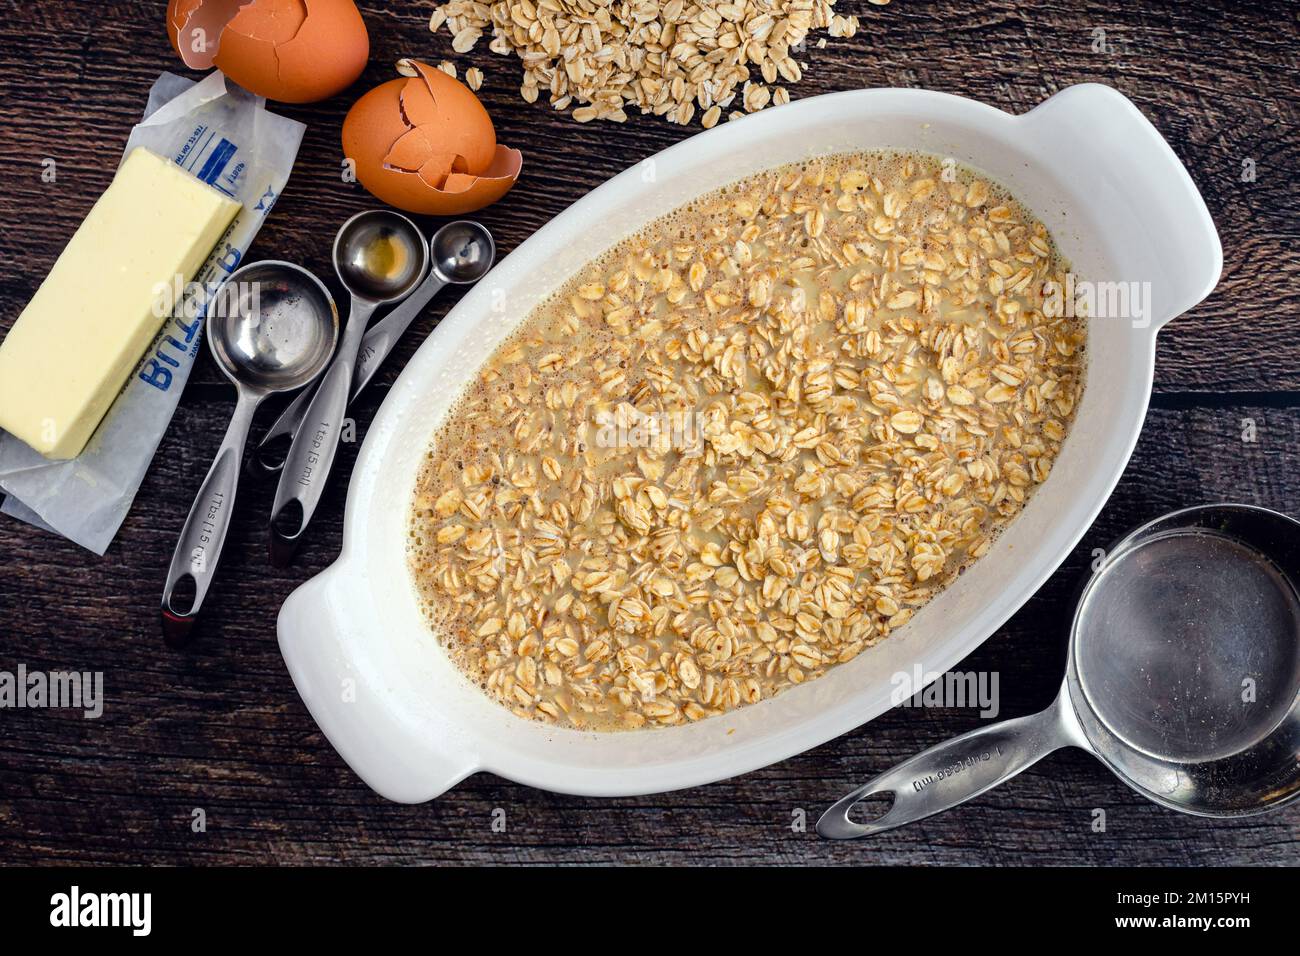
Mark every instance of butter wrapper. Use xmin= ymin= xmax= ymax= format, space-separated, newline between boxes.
xmin=0 ymin=72 xmax=305 ymax=555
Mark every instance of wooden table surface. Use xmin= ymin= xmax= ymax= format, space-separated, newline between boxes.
xmin=1 ymin=0 xmax=1297 ymax=865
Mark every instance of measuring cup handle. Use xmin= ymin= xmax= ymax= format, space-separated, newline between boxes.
xmin=817 ymin=694 xmax=1082 ymax=839
xmin=268 ymin=301 xmax=377 ymax=566
xmin=161 ymin=392 xmax=259 ymax=647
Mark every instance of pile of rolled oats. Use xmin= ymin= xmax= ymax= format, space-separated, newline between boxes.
xmin=428 ymin=0 xmax=883 ymax=127
xmin=408 ymin=152 xmax=1086 ymax=730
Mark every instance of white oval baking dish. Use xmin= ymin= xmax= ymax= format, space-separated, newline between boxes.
xmin=278 ymin=83 xmax=1221 ymax=802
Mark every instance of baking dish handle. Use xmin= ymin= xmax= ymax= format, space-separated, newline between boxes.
xmin=278 ymin=564 xmax=479 ymax=802
xmin=1021 ymin=83 xmax=1223 ymax=330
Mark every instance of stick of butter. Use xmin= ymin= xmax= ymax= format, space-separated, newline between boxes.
xmin=0 ymin=148 xmax=241 ymax=459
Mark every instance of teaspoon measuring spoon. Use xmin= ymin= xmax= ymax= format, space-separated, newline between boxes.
xmin=254 ymin=220 xmax=495 ymax=474
xmin=818 ymin=504 xmax=1300 ymax=837
xmin=268 ymin=210 xmax=429 ymax=566
xmin=161 ymin=262 xmax=338 ymax=647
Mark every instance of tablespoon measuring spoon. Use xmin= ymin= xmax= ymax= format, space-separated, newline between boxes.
xmin=818 ymin=504 xmax=1300 ymax=838
xmin=253 ymin=220 xmax=495 ymax=473
xmin=269 ymin=209 xmax=429 ymax=566
xmin=161 ymin=262 xmax=339 ymax=647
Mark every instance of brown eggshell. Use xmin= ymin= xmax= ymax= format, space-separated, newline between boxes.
xmin=401 ymin=61 xmax=497 ymax=174
xmin=166 ymin=0 xmax=369 ymax=104
xmin=343 ymin=79 xmax=415 ymax=207
xmin=167 ymin=0 xmax=245 ymax=69
xmin=439 ymin=147 xmax=524 ymax=209
xmin=342 ymin=62 xmax=522 ymax=216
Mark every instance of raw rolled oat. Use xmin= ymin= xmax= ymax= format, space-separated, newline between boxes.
xmin=428 ymin=0 xmax=877 ymax=126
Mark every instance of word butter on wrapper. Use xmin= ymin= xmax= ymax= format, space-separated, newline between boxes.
xmin=0 ymin=148 xmax=241 ymax=459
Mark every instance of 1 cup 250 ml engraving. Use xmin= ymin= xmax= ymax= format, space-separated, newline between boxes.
xmin=911 ymin=744 xmax=1004 ymax=793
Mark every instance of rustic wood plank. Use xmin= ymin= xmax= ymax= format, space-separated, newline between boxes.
xmin=0 ymin=0 xmax=1297 ymax=865
xmin=0 ymin=1 xmax=1296 ymax=393
xmin=2 ymin=402 xmax=1297 ymax=865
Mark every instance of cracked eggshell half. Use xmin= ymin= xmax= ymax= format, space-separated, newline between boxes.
xmin=166 ymin=0 xmax=369 ymax=103
xmin=342 ymin=60 xmax=522 ymax=216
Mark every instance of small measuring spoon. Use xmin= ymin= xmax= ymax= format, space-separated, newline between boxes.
xmin=818 ymin=504 xmax=1300 ymax=838
xmin=161 ymin=262 xmax=338 ymax=647
xmin=268 ymin=210 xmax=429 ymax=566
xmin=253 ymin=220 xmax=495 ymax=474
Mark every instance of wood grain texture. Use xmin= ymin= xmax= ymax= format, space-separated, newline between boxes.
xmin=0 ymin=0 xmax=1297 ymax=866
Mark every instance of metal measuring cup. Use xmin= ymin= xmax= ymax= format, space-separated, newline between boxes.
xmin=161 ymin=262 xmax=338 ymax=647
xmin=819 ymin=504 xmax=1300 ymax=838
xmin=268 ymin=210 xmax=429 ymax=566
xmin=252 ymin=220 xmax=495 ymax=474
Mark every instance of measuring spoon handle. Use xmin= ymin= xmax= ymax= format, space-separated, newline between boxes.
xmin=161 ymin=391 xmax=259 ymax=647
xmin=253 ymin=382 xmax=314 ymax=473
xmin=355 ymin=272 xmax=448 ymax=393
xmin=817 ymin=693 xmax=1082 ymax=839
xmin=253 ymin=275 xmax=448 ymax=473
xmin=268 ymin=300 xmax=378 ymax=566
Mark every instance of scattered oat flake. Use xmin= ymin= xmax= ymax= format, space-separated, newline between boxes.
xmin=426 ymin=0 xmax=888 ymax=127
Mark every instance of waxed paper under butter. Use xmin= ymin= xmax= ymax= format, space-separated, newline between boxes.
xmin=0 ymin=72 xmax=305 ymax=555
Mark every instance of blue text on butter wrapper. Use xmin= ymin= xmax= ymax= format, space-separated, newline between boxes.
xmin=139 ymin=241 xmax=243 ymax=392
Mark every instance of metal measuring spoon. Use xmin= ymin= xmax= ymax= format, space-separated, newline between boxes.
xmin=818 ymin=504 xmax=1300 ymax=838
xmin=268 ymin=210 xmax=429 ymax=566
xmin=253 ymin=220 xmax=494 ymax=474
xmin=161 ymin=262 xmax=339 ymax=647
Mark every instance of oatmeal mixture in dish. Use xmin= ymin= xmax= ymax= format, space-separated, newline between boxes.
xmin=408 ymin=151 xmax=1087 ymax=730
